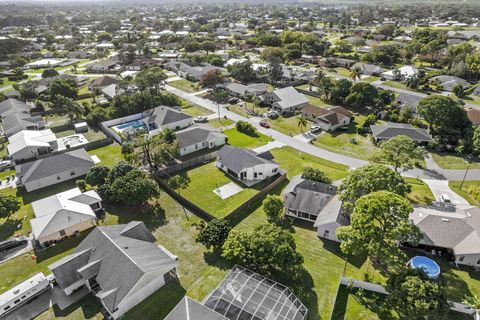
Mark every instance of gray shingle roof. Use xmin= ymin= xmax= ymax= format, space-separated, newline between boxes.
xmin=0 ymin=98 xmax=30 ymax=117
xmin=49 ymin=222 xmax=177 ymax=313
xmin=16 ymin=148 xmax=94 ymax=183
xmin=284 ymin=179 xmax=337 ymax=216
xmin=165 ymin=297 xmax=228 ymax=320
xmin=217 ymin=145 xmax=277 ymax=174
xmin=370 ymin=122 xmax=433 ymax=142
xmin=175 ymin=126 xmax=226 ymax=148
xmin=144 ymin=106 xmax=192 ymax=127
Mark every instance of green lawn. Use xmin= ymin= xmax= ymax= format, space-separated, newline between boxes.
xmin=404 ymin=177 xmax=435 ymax=205
xmin=306 ymin=95 xmax=333 ymax=109
xmin=382 ymin=80 xmax=410 ymax=91
xmin=180 ymin=103 xmax=213 ymax=117
xmin=172 ymin=162 xmax=266 ymax=218
xmin=270 ymin=146 xmax=349 ymax=181
xmin=431 ymin=153 xmax=480 ymax=170
xmin=87 ymin=143 xmax=124 ymax=167
xmin=449 ymin=180 xmax=480 ymax=206
xmin=223 ymin=128 xmax=273 ymax=149
xmin=208 ymin=118 xmax=234 ymax=129
xmin=267 ymin=115 xmax=306 ymax=136
xmin=327 ymin=67 xmax=351 ymax=78
xmin=44 ymin=113 xmax=71 ymax=128
xmin=168 ymin=79 xmax=198 ymax=93
xmin=227 ymin=104 xmax=250 ymax=118
xmin=312 ymin=116 xmax=379 ymax=160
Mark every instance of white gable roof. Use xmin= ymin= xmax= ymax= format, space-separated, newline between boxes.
xmin=30 ymin=187 xmax=100 ymax=239
xmin=7 ymin=129 xmax=56 ymax=155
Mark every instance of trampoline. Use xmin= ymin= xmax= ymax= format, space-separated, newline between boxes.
xmin=408 ymin=256 xmax=441 ymax=279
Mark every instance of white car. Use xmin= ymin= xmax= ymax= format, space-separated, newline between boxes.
xmin=440 ymin=194 xmax=451 ymax=203
xmin=310 ymin=125 xmax=321 ymax=134
xmin=264 ymin=110 xmax=279 ymax=119
xmin=194 ymin=116 xmax=208 ymax=123
xmin=0 ymin=160 xmax=12 ymax=172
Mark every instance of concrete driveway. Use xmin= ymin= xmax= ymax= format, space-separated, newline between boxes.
xmin=4 ymin=288 xmax=52 ymax=320
xmin=422 ymin=179 xmax=469 ymax=205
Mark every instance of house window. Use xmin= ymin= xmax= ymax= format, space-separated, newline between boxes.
xmin=254 ymin=172 xmax=257 ymax=179
xmin=459 ymin=256 xmax=465 ymax=262
xmin=323 ymin=230 xmax=330 ymax=238
xmin=59 ymin=229 xmax=66 ymax=236
xmin=70 ymin=171 xmax=75 ymax=176
xmin=195 ymin=144 xmax=198 ymax=150
xmin=14 ymin=299 xmax=20 ymax=304
xmin=272 ymin=168 xmax=277 ymax=173
xmin=477 ymin=259 xmax=480 ymax=265
xmin=4 ymin=306 xmax=10 ymax=311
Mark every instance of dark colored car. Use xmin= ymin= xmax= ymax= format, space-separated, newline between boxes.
xmin=0 ymin=237 xmax=28 ymax=253
xmin=259 ymin=121 xmax=270 ymax=128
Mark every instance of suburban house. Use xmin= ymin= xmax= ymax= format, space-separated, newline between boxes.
xmin=86 ymin=58 xmax=122 ymax=73
xmin=125 ymin=58 xmax=162 ymax=71
xmin=203 ymin=265 xmax=307 ymax=320
xmin=7 ymin=129 xmax=57 ymax=161
xmin=15 ymin=148 xmax=95 ymax=192
xmin=301 ymin=105 xmax=352 ymax=131
xmin=100 ymin=83 xmax=118 ymax=100
xmin=216 ymin=145 xmax=280 ymax=186
xmin=429 ymin=75 xmax=469 ymax=92
xmin=407 ymin=203 xmax=480 ymax=268
xmin=395 ymin=92 xmax=423 ymax=113
xmin=89 ymin=75 xmax=119 ymax=90
xmin=314 ymin=195 xmax=348 ymax=242
xmin=473 ymin=86 xmax=480 ymax=96
xmin=165 ymin=297 xmax=228 ymax=320
xmin=0 ymin=273 xmax=50 ymax=317
xmin=222 ymin=82 xmax=268 ymax=98
xmin=319 ymin=57 xmax=355 ymax=68
xmin=260 ymin=86 xmax=309 ymax=114
xmin=351 ymin=62 xmax=386 ymax=76
xmin=381 ymin=65 xmax=419 ymax=80
xmin=30 ymin=187 xmax=102 ymax=245
xmin=143 ymin=106 xmax=193 ymax=133
xmin=0 ymin=99 xmax=45 ymax=137
xmin=175 ymin=125 xmax=226 ymax=157
xmin=370 ymin=122 xmax=433 ymax=143
xmin=48 ymin=222 xmax=178 ymax=320
xmin=166 ymin=61 xmax=224 ymax=81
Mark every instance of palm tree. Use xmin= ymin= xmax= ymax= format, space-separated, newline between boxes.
xmin=310 ymin=69 xmax=325 ymax=91
xmin=405 ymin=75 xmax=420 ymax=89
xmin=297 ymin=116 xmax=308 ymax=133
xmin=349 ymin=67 xmax=361 ymax=82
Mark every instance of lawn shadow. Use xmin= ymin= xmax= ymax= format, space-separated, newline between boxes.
xmin=124 ymin=280 xmax=186 ymax=320
xmin=203 ymin=249 xmax=234 ymax=271
xmin=0 ymin=218 xmax=22 ymax=241
xmin=35 ymin=229 xmax=92 ymax=263
xmin=102 ymin=200 xmax=167 ymax=231
xmin=51 ymin=295 xmax=101 ymax=319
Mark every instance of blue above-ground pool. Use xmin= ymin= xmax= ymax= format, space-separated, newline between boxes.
xmin=409 ymin=256 xmax=441 ymax=279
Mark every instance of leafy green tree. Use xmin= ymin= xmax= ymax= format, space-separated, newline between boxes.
xmin=472 ymin=126 xmax=480 ymax=156
xmin=297 ymin=115 xmax=308 ymax=133
xmin=259 ymin=46 xmax=286 ymax=63
xmin=97 ymin=32 xmax=112 ymax=42
xmin=338 ymin=164 xmax=410 ymax=214
xmin=76 ymin=179 xmax=87 ymax=192
xmin=137 ymin=131 xmax=179 ymax=169
xmin=196 ymin=219 xmax=231 ymax=249
xmin=109 ymin=169 xmax=160 ymax=205
xmin=86 ymin=166 xmax=111 ymax=186
xmin=336 ymin=191 xmax=421 ymax=264
xmin=462 ymin=295 xmax=480 ymax=315
xmin=227 ymin=60 xmax=256 ymax=83
xmin=108 ymin=161 xmax=134 ymax=182
xmin=330 ymin=78 xmax=352 ymax=105
xmin=349 ymin=67 xmax=361 ymax=82
xmin=301 ymin=167 xmax=332 ymax=184
xmin=268 ymin=56 xmax=283 ymax=82
xmin=48 ymin=79 xmax=78 ymax=100
xmin=0 ymin=194 xmax=21 ymax=218
xmin=236 ymin=120 xmax=257 ymax=136
xmin=386 ymin=269 xmax=450 ymax=320
xmin=222 ymin=224 xmax=304 ymax=276
xmin=41 ymin=68 xmax=59 ymax=78
xmin=262 ymin=195 xmax=284 ymax=223
xmin=417 ymin=95 xmax=472 ymax=144
xmin=201 ymin=40 xmax=216 ymax=54
xmin=370 ymin=135 xmax=425 ymax=173
xmin=452 ymin=84 xmax=466 ymax=98
xmin=134 ymin=67 xmax=168 ymax=94
xmin=345 ymin=82 xmax=378 ymax=109
xmin=199 ymin=69 xmax=224 ymax=88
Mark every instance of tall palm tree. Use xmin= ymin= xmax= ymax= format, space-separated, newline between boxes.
xmin=297 ymin=116 xmax=308 ymax=133
xmin=350 ymin=67 xmax=361 ymax=82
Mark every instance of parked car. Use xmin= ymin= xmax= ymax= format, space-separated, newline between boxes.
xmin=310 ymin=125 xmax=321 ymax=134
xmin=228 ymin=97 xmax=239 ymax=104
xmin=264 ymin=110 xmax=279 ymax=119
xmin=259 ymin=121 xmax=270 ymax=128
xmin=194 ymin=116 xmax=208 ymax=123
xmin=0 ymin=237 xmax=28 ymax=253
xmin=0 ymin=160 xmax=12 ymax=172
xmin=440 ymin=194 xmax=451 ymax=203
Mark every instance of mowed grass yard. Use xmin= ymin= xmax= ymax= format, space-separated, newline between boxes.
xmin=449 ymin=180 xmax=480 ymax=206
xmin=267 ymin=114 xmax=307 ymax=136
xmin=88 ymin=143 xmax=124 ymax=167
xmin=223 ymin=128 xmax=273 ymax=148
xmin=168 ymin=79 xmax=199 ymax=93
xmin=431 ymin=153 xmax=480 ymax=170
xmin=312 ymin=115 xmax=379 ymax=160
xmin=404 ymin=177 xmax=435 ymax=206
xmin=173 ymin=162 xmax=266 ymax=218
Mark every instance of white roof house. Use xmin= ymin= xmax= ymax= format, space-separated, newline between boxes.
xmin=260 ymin=87 xmax=309 ymax=114
xmin=381 ymin=65 xmax=419 ymax=80
xmin=7 ymin=129 xmax=57 ymax=161
xmin=30 ymin=187 xmax=102 ymax=244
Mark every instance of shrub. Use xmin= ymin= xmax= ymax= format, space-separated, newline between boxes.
xmin=236 ymin=120 xmax=258 ymax=136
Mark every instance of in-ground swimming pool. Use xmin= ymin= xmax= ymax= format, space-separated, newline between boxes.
xmin=112 ymin=120 xmax=146 ymax=133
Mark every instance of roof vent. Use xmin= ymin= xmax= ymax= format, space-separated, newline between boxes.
xmin=123 ymin=245 xmax=128 ymax=249
xmin=441 ymin=218 xmax=450 ymax=222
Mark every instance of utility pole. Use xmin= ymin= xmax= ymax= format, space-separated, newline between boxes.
xmin=460 ymin=156 xmax=472 ymax=190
